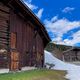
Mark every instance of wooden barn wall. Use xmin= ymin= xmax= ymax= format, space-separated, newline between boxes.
xmin=22 ymin=23 xmax=34 ymax=66
xmin=0 ymin=2 xmax=10 ymax=49
xmin=10 ymin=10 xmax=23 ymax=67
xmin=36 ymin=33 xmax=44 ymax=67
xmin=63 ymin=50 xmax=80 ymax=62
xmin=10 ymin=10 xmax=44 ymax=67
xmin=0 ymin=2 xmax=10 ymax=68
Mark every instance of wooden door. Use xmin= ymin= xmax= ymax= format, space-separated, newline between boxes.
xmin=10 ymin=33 xmax=19 ymax=71
xmin=10 ymin=50 xmax=19 ymax=71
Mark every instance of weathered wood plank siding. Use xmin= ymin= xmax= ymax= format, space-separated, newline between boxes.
xmin=10 ymin=10 xmax=23 ymax=68
xmin=0 ymin=2 xmax=10 ymax=68
xmin=10 ymin=10 xmax=44 ymax=67
xmin=36 ymin=33 xmax=44 ymax=67
xmin=0 ymin=0 xmax=50 ymax=70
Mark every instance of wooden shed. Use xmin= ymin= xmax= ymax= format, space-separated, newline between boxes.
xmin=0 ymin=0 xmax=50 ymax=71
xmin=63 ymin=48 xmax=80 ymax=62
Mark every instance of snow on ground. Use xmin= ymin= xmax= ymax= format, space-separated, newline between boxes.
xmin=44 ymin=50 xmax=80 ymax=80
xmin=0 ymin=67 xmax=36 ymax=74
xmin=0 ymin=69 xmax=9 ymax=74
xmin=22 ymin=67 xmax=36 ymax=71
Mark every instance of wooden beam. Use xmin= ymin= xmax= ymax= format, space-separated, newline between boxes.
xmin=63 ymin=47 xmax=74 ymax=54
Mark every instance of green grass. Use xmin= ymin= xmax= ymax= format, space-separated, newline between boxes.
xmin=0 ymin=69 xmax=66 ymax=80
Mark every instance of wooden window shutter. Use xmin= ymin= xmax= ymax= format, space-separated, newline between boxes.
xmin=10 ymin=33 xmax=16 ymax=49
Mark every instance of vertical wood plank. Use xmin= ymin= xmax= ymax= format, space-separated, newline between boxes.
xmin=10 ymin=33 xmax=16 ymax=49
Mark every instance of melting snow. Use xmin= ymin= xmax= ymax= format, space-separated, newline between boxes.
xmin=44 ymin=50 xmax=80 ymax=80
xmin=0 ymin=69 xmax=9 ymax=74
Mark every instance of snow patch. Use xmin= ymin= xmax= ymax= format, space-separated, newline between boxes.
xmin=0 ymin=69 xmax=9 ymax=74
xmin=44 ymin=50 xmax=80 ymax=80
xmin=22 ymin=67 xmax=36 ymax=71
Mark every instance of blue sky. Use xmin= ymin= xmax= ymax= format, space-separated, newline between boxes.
xmin=32 ymin=0 xmax=80 ymax=21
xmin=23 ymin=0 xmax=80 ymax=47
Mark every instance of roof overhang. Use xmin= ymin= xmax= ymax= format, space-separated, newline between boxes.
xmin=0 ymin=0 xmax=51 ymax=47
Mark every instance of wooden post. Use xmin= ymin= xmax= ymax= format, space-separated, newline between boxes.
xmin=62 ymin=54 xmax=65 ymax=61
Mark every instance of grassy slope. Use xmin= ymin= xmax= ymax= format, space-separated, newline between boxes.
xmin=0 ymin=69 xmax=66 ymax=80
xmin=45 ymin=43 xmax=72 ymax=52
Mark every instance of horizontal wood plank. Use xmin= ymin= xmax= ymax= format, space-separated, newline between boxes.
xmin=0 ymin=10 xmax=9 ymax=20
xmin=0 ymin=2 xmax=9 ymax=13
xmin=0 ymin=20 xmax=8 ymax=27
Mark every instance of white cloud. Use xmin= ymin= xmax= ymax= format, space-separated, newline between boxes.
xmin=63 ymin=31 xmax=80 ymax=46
xmin=51 ymin=16 xmax=58 ymax=22
xmin=44 ymin=17 xmax=80 ymax=37
xmin=23 ymin=0 xmax=38 ymax=10
xmin=44 ymin=16 xmax=80 ymax=46
xmin=23 ymin=0 xmax=44 ymax=19
xmin=62 ymin=7 xmax=75 ymax=13
xmin=36 ymin=8 xmax=44 ymax=19
xmin=51 ymin=30 xmax=80 ymax=46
